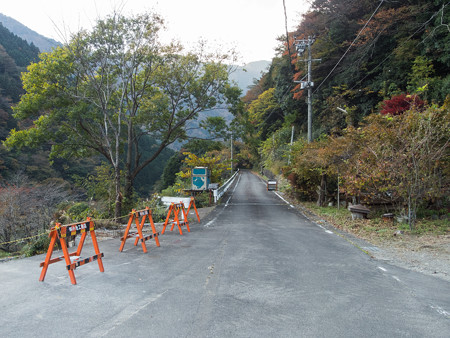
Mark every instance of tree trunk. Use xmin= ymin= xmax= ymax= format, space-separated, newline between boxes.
xmin=124 ymin=175 xmax=134 ymax=211
xmin=317 ymin=173 xmax=327 ymax=207
xmin=114 ymin=166 xmax=122 ymax=220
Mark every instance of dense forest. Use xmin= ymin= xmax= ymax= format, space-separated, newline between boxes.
xmin=0 ymin=0 xmax=448 ymax=255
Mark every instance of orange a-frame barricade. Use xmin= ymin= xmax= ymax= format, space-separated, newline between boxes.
xmin=39 ymin=217 xmax=104 ymax=285
xmin=162 ymin=202 xmax=190 ymax=235
xmin=186 ymin=197 xmax=200 ymax=223
xmin=119 ymin=207 xmax=160 ymax=253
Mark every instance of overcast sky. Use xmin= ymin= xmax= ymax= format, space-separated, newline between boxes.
xmin=1 ymin=0 xmax=309 ymax=64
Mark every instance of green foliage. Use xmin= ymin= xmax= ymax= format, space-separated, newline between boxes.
xmin=407 ymin=56 xmax=435 ymax=94
xmin=160 ymin=176 xmax=189 ymax=197
xmin=199 ymin=116 xmax=230 ymax=139
xmin=74 ymin=164 xmax=116 ymax=202
xmin=303 ymin=201 xmax=448 ymax=239
xmin=0 ymin=23 xmax=39 ymax=67
xmin=21 ymin=235 xmax=50 ymax=257
xmin=259 ymin=127 xmax=292 ymax=174
xmin=132 ymin=136 xmax=175 ymax=196
xmin=132 ymin=193 xmax=168 ymax=223
xmin=179 ymin=152 xmax=230 ymax=183
xmin=67 ymin=202 xmax=90 ymax=222
xmin=190 ymin=191 xmax=211 ymax=208
xmin=283 ymin=139 xmax=322 ymax=201
xmin=158 ymin=153 xmax=184 ymax=191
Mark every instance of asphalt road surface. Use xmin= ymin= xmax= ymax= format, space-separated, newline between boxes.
xmin=1 ymin=170 xmax=449 ymax=337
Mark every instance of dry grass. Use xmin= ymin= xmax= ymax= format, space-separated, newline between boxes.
xmin=300 ymin=202 xmax=449 ymax=244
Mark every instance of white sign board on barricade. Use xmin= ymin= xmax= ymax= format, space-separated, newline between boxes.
xmin=161 ymin=197 xmax=192 ymax=208
xmin=160 ymin=197 xmax=192 ymax=221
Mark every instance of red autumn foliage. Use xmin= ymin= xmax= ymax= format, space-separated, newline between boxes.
xmin=380 ymin=94 xmax=424 ymax=115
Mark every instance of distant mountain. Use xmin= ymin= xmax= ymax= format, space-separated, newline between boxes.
xmin=0 ymin=13 xmax=60 ymax=52
xmin=180 ymin=60 xmax=271 ymax=143
xmin=229 ymin=60 xmax=270 ymax=93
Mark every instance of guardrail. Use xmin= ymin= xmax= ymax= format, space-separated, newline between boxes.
xmin=213 ymin=169 xmax=240 ymax=203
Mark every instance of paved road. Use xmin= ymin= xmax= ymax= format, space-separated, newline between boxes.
xmin=1 ymin=170 xmax=449 ymax=337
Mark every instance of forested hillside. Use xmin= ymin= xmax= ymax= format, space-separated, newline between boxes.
xmin=0 ymin=25 xmax=107 ymax=185
xmin=0 ymin=22 xmax=41 ymax=180
xmin=232 ymin=0 xmax=449 ymax=229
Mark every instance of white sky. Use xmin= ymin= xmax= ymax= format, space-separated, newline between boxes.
xmin=0 ymin=0 xmax=309 ymax=64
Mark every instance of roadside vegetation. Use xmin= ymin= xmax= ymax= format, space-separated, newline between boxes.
xmin=301 ymin=202 xmax=448 ymax=240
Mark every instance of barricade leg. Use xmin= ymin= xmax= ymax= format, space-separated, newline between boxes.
xmin=133 ymin=215 xmax=148 ymax=253
xmin=187 ymin=197 xmax=200 ymax=222
xmin=170 ymin=209 xmax=183 ymax=235
xmin=90 ymin=230 xmax=104 ymax=272
xmin=39 ymin=231 xmax=57 ymax=282
xmin=59 ymin=235 xmax=77 ymax=285
xmin=149 ymin=216 xmax=160 ymax=247
xmin=119 ymin=212 xmax=134 ymax=252
xmin=161 ymin=204 xmax=174 ymax=235
xmin=133 ymin=215 xmax=144 ymax=246
xmin=75 ymin=231 xmax=88 ymax=256
xmin=181 ymin=207 xmax=191 ymax=233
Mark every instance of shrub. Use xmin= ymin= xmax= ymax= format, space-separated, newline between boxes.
xmin=22 ymin=235 xmax=51 ymax=257
xmin=380 ymin=93 xmax=424 ymax=115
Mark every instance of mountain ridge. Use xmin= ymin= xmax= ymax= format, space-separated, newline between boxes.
xmin=229 ymin=60 xmax=270 ymax=92
xmin=0 ymin=13 xmax=60 ymax=52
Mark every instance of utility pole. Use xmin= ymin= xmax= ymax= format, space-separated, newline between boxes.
xmin=230 ymin=133 xmax=233 ymax=176
xmin=294 ymin=36 xmax=321 ymax=143
xmin=288 ymin=125 xmax=294 ymax=165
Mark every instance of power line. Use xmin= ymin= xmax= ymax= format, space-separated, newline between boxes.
xmin=313 ymin=0 xmax=385 ymax=94
xmin=348 ymin=1 xmax=449 ymax=91
xmin=283 ymin=0 xmax=296 ymax=77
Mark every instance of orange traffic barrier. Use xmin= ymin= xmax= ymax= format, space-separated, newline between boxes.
xmin=119 ymin=207 xmax=160 ymax=253
xmin=186 ymin=197 xmax=200 ymax=223
xmin=162 ymin=202 xmax=190 ymax=235
xmin=39 ymin=217 xmax=104 ymax=285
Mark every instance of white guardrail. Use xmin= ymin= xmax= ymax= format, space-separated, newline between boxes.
xmin=213 ymin=169 xmax=240 ymax=203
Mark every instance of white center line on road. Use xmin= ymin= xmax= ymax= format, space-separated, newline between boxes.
xmin=224 ymin=173 xmax=241 ymax=208
xmin=205 ymin=174 xmax=240 ymax=227
xmin=430 ymin=305 xmax=450 ymax=318
xmin=378 ymin=266 xmax=387 ymax=272
xmin=204 ymin=216 xmax=217 ymax=228
xmin=232 ymin=174 xmax=241 ymax=193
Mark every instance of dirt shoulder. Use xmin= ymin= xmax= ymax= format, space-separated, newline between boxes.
xmin=369 ymin=233 xmax=450 ymax=281
xmin=287 ymin=195 xmax=450 ymax=282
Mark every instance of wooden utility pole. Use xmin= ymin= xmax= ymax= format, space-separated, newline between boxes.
xmin=294 ymin=36 xmax=321 ymax=143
